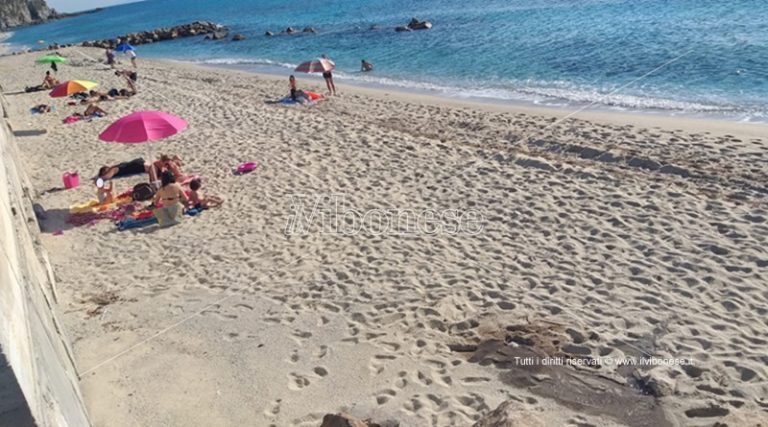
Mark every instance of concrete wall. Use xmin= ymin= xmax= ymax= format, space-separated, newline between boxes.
xmin=0 ymin=92 xmax=91 ymax=426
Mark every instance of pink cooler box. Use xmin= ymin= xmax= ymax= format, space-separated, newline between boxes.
xmin=62 ymin=172 xmax=80 ymax=189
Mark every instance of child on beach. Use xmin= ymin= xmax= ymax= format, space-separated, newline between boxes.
xmin=188 ymin=178 xmax=223 ymax=209
xmin=96 ymin=178 xmax=114 ymax=204
xmin=106 ymin=48 xmax=115 ymax=68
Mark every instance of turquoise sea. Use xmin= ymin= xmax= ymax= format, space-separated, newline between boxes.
xmin=4 ymin=0 xmax=768 ymax=121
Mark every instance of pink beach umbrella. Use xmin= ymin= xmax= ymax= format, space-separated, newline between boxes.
xmin=295 ymin=58 xmax=335 ymax=73
xmin=99 ymin=111 xmax=187 ymax=143
xmin=99 ymin=111 xmax=188 ymax=180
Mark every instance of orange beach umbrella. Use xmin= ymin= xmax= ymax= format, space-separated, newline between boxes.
xmin=49 ymin=80 xmax=98 ymax=98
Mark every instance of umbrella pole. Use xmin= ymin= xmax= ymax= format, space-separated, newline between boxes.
xmin=148 ymin=143 xmax=159 ymax=190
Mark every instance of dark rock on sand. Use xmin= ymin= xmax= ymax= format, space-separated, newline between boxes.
xmin=231 ymin=34 xmax=246 ymax=41
xmin=319 ymin=413 xmax=383 ymax=427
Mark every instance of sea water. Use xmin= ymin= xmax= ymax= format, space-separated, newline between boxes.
xmin=6 ymin=0 xmax=768 ymax=121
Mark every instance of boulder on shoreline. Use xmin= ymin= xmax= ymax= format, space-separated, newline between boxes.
xmin=79 ymin=21 xmax=222 ymax=49
xmin=205 ymin=30 xmax=229 ymax=40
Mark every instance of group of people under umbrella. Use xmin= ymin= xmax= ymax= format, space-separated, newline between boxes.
xmin=31 ymin=49 xmax=375 ymax=228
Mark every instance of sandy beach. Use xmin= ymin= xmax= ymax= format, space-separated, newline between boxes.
xmin=1 ymin=46 xmax=767 ymax=426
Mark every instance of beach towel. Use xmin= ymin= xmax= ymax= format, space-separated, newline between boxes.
xmin=153 ymin=204 xmax=183 ymax=227
xmin=117 ymin=206 xmax=202 ymax=231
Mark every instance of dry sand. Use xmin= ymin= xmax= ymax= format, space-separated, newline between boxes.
xmin=1 ymin=47 xmax=767 ymax=427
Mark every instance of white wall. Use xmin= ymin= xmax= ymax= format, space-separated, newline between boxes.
xmin=0 ymin=93 xmax=90 ymax=426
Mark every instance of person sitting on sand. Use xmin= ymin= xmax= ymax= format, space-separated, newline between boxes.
xmin=361 ymin=59 xmax=374 ymax=72
xmin=98 ymin=158 xmax=158 ymax=182
xmin=115 ymin=70 xmax=138 ymax=93
xmin=188 ymin=178 xmax=223 ymax=209
xmin=289 ymin=75 xmax=298 ymax=101
xmin=154 ymin=170 xmax=189 ymax=209
xmin=42 ymin=71 xmax=59 ymax=89
xmin=153 ymin=154 xmax=184 ymax=181
xmin=96 ymin=178 xmax=114 ymax=204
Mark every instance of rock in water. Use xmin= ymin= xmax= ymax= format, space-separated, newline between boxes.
xmin=303 ymin=27 xmax=317 ymax=33
xmin=265 ymin=31 xmax=274 ymax=36
xmin=231 ymin=34 xmax=246 ymax=41
xmin=395 ymin=26 xmax=411 ymax=32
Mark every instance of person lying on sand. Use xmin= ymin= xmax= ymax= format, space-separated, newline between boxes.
xmin=188 ymin=178 xmax=223 ymax=209
xmin=295 ymin=90 xmax=325 ymax=104
xmin=32 ymin=104 xmax=51 ymax=113
xmin=42 ymin=71 xmax=59 ymax=89
xmin=107 ymin=88 xmax=135 ymax=99
xmin=76 ymin=104 xmax=107 ymax=118
xmin=80 ymin=90 xmax=111 ymax=104
xmin=98 ymin=158 xmax=157 ymax=182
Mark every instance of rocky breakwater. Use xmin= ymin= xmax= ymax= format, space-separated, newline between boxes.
xmin=81 ymin=21 xmax=224 ymax=48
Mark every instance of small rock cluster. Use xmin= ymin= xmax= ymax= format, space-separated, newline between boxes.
xmin=80 ymin=21 xmax=223 ymax=48
xmin=395 ymin=17 xmax=433 ymax=32
xmin=264 ymin=26 xmax=317 ymax=36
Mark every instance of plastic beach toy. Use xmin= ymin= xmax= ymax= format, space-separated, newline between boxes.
xmin=235 ymin=162 xmax=258 ymax=175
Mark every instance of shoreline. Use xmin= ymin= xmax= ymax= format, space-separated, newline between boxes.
xmin=186 ymin=59 xmax=768 ymax=127
xmin=176 ymin=58 xmax=768 ymax=139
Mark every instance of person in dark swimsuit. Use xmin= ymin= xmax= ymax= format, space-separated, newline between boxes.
xmin=98 ymin=158 xmax=156 ymax=181
xmin=322 ymin=70 xmax=336 ymax=96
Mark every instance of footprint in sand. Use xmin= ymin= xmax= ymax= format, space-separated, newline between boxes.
xmin=288 ymin=373 xmax=310 ymax=390
xmin=312 ymin=345 xmax=328 ymax=359
xmin=375 ymin=388 xmax=397 ymax=405
xmin=263 ymin=399 xmax=281 ymax=417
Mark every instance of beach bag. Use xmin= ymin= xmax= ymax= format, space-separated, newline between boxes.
xmin=132 ymin=183 xmax=155 ymax=201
